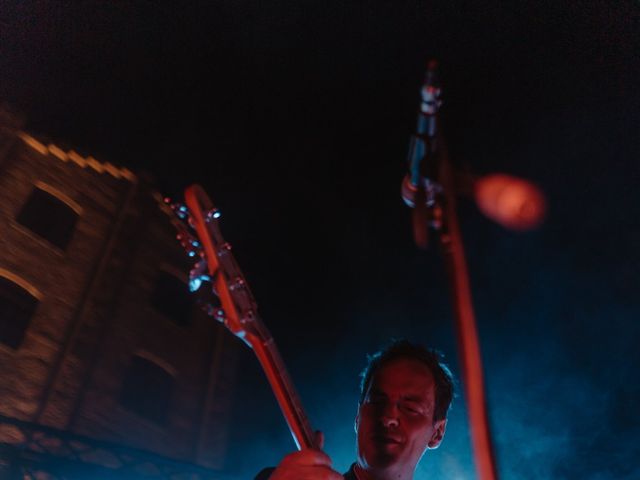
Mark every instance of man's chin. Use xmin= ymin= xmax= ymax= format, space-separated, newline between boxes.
xmin=362 ymin=445 xmax=404 ymax=469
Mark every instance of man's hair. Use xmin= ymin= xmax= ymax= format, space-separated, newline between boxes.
xmin=359 ymin=339 xmax=455 ymax=422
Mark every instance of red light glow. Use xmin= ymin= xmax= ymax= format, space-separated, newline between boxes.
xmin=474 ymin=174 xmax=546 ymax=231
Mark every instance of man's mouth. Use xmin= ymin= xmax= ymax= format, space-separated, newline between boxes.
xmin=372 ymin=433 xmax=402 ymax=445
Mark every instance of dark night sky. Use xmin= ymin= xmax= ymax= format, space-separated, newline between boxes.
xmin=1 ymin=1 xmax=639 ymax=478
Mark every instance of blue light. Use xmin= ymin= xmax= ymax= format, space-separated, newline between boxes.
xmin=205 ymin=208 xmax=221 ymax=223
xmin=189 ymin=274 xmax=211 ymax=292
xmin=189 ymin=277 xmax=201 ymax=292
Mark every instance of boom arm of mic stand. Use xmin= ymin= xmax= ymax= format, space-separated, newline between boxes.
xmin=438 ymin=140 xmax=499 ymax=480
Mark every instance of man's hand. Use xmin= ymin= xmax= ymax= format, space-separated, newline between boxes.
xmin=269 ymin=432 xmax=343 ymax=480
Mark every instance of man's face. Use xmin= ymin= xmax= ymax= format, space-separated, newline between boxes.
xmin=355 ymin=358 xmax=446 ymax=475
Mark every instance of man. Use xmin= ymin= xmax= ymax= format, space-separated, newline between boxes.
xmin=256 ymin=340 xmax=454 ymax=480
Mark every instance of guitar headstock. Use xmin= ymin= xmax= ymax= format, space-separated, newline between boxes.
xmin=165 ymin=184 xmax=261 ymax=345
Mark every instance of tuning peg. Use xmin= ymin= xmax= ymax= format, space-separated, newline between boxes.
xmin=176 ymin=230 xmax=202 ymax=257
xmin=186 ymin=238 xmax=203 ymax=258
xmin=189 ymin=260 xmax=212 ymax=292
xmin=189 ymin=270 xmax=210 ymax=291
xmin=199 ymin=302 xmax=225 ymax=321
xmin=213 ymin=308 xmax=226 ymax=323
xmin=189 ymin=273 xmax=210 ymax=292
xmin=169 ymin=202 xmax=190 ymax=220
xmin=205 ymin=208 xmax=221 ymax=222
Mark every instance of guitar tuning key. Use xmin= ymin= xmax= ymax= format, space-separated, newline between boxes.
xmin=189 ymin=261 xmax=209 ymax=291
xmin=200 ymin=303 xmax=224 ymax=320
xmin=189 ymin=274 xmax=210 ymax=292
xmin=200 ymin=302 xmax=225 ymax=322
xmin=169 ymin=202 xmax=189 ymax=220
xmin=176 ymin=230 xmax=200 ymax=256
xmin=163 ymin=196 xmax=173 ymax=209
xmin=205 ymin=208 xmax=221 ymax=223
xmin=187 ymin=243 xmax=203 ymax=257
xmin=213 ymin=308 xmax=226 ymax=323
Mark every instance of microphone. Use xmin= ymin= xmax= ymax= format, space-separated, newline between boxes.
xmin=402 ymin=60 xmax=443 ymax=248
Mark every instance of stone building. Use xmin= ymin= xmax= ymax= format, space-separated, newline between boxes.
xmin=0 ymin=106 xmax=237 ymax=479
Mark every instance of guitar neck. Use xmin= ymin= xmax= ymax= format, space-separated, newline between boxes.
xmin=248 ymin=324 xmax=316 ymax=450
xmin=177 ymin=184 xmax=316 ymax=451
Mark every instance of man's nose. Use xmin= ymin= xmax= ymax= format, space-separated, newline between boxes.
xmin=380 ymin=402 xmax=399 ymax=428
xmin=381 ymin=415 xmax=399 ymax=428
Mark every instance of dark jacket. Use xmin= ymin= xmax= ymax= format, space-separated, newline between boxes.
xmin=255 ymin=463 xmax=357 ymax=479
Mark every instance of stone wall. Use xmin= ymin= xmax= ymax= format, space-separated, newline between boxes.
xmin=0 ymin=110 xmax=237 ymax=470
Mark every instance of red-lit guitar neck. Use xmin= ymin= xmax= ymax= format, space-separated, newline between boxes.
xmin=183 ymin=184 xmax=316 ymax=451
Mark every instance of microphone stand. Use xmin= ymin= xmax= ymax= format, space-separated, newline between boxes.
xmin=439 ymin=144 xmax=499 ymax=480
xmin=403 ymin=61 xmax=499 ymax=480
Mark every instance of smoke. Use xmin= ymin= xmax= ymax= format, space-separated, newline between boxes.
xmin=471 ymin=238 xmax=640 ymax=479
xmin=220 ymin=95 xmax=639 ymax=480
xmin=222 ymin=252 xmax=639 ymax=480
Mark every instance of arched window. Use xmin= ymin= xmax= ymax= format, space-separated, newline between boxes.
xmin=120 ymin=354 xmax=175 ymax=424
xmin=151 ymin=270 xmax=192 ymax=326
xmin=0 ymin=274 xmax=40 ymax=349
xmin=16 ymin=185 xmax=80 ymax=250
